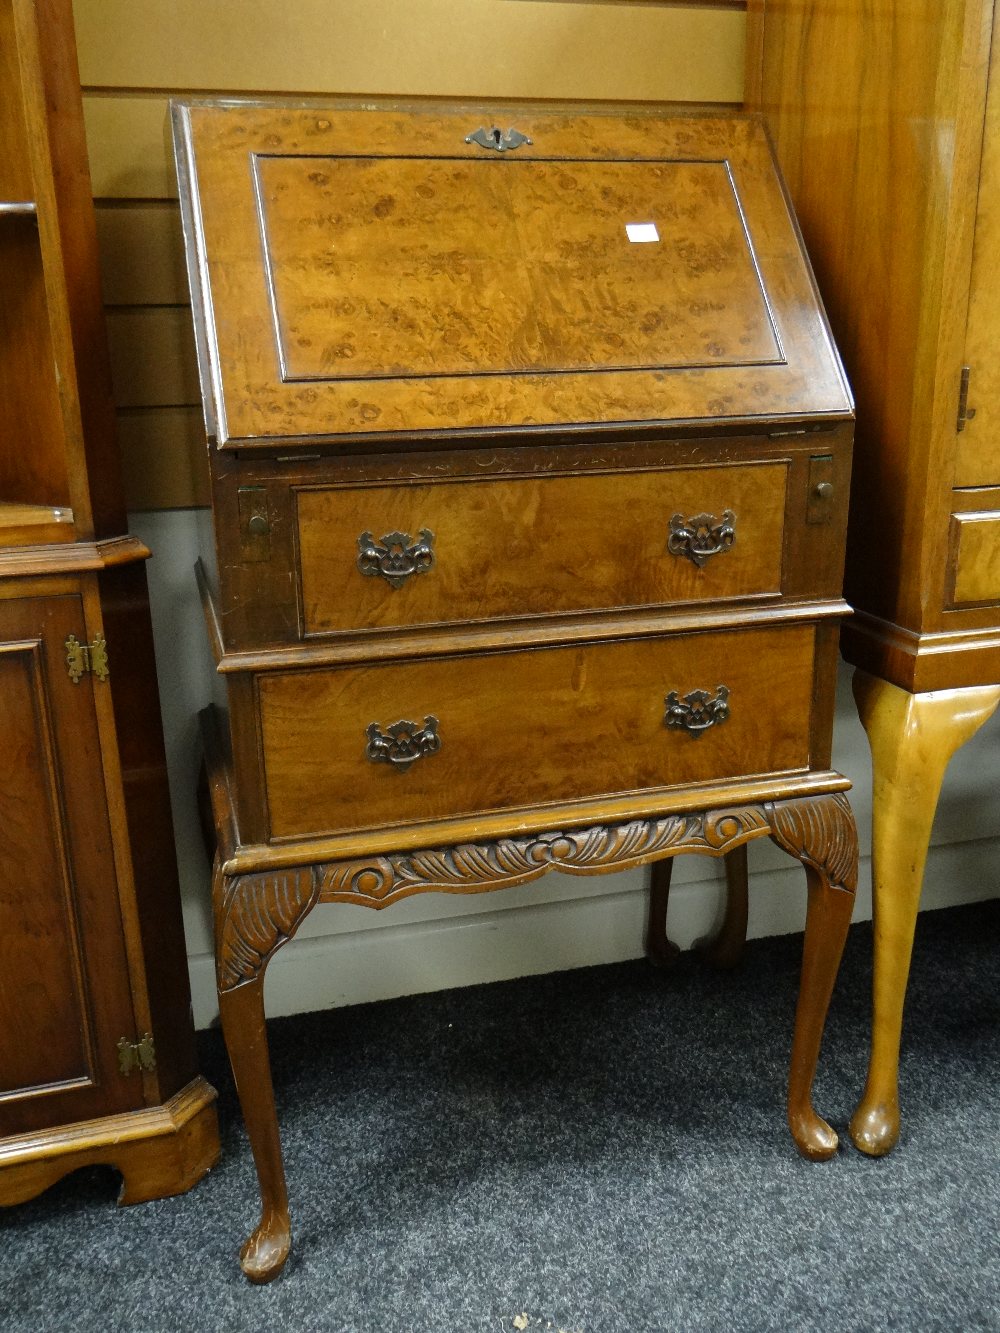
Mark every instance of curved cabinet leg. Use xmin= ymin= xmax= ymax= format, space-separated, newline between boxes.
xmin=767 ymin=792 xmax=858 ymax=1160
xmin=849 ymin=671 xmax=1000 ymax=1157
xmin=645 ymin=856 xmax=679 ymax=967
xmin=218 ymin=978 xmax=291 ymax=1283
xmin=646 ymin=847 xmax=749 ymax=968
xmin=699 ymin=843 xmax=749 ymax=969
xmin=214 ymin=859 xmax=321 ymax=1282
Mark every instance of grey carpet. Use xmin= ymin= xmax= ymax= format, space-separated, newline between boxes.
xmin=3 ymin=899 xmax=998 ymax=1333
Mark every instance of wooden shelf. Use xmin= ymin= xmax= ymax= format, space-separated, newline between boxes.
xmin=0 ymin=501 xmax=75 ymax=546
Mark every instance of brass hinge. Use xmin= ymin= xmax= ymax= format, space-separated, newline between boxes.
xmin=65 ymin=633 xmax=109 ymax=683
xmin=117 ymin=1033 xmax=156 ymax=1076
xmin=957 ymin=365 xmax=977 ymax=432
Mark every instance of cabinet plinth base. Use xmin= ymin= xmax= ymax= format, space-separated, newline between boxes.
xmin=0 ymin=1077 xmax=219 ymax=1207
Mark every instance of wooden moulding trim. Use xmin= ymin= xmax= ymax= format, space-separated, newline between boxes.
xmin=209 ymin=598 xmax=854 ymax=674
xmin=0 ymin=534 xmax=151 ymax=579
xmin=217 ymin=770 xmax=852 ymax=876
xmin=199 ymin=704 xmax=239 ymax=859
xmin=195 ymin=557 xmax=225 ymax=666
xmin=0 ymin=1076 xmax=217 ymax=1166
xmin=842 ymin=609 xmax=1000 ymax=692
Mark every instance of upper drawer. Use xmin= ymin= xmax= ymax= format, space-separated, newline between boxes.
xmin=297 ymin=461 xmax=787 ymax=634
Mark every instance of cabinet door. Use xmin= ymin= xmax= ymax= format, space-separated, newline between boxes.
xmin=0 ymin=595 xmax=142 ymax=1135
xmin=955 ymin=1 xmax=1000 ymax=487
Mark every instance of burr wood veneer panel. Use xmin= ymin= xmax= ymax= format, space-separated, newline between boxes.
xmin=258 ymin=624 xmax=816 ymax=841
xmin=297 ymin=463 xmax=787 ymax=634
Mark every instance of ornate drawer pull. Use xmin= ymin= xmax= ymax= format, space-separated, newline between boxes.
xmin=366 ymin=716 xmax=441 ymax=772
xmin=357 ymin=529 xmax=435 ymax=589
xmin=663 ymin=685 xmax=730 ymax=737
xmin=667 ymin=510 xmax=736 ymax=567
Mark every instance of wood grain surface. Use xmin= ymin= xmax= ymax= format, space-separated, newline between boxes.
xmin=176 ymin=102 xmax=849 ymax=446
xmin=260 ymin=155 xmax=779 ymax=381
xmin=0 ymin=595 xmax=140 ymax=1135
xmin=956 ymin=1 xmax=1000 ymax=487
xmin=746 ymin=0 xmax=994 ymax=643
xmin=298 ymin=462 xmax=787 ymax=634
xmin=71 ymin=0 xmax=747 ymax=510
xmin=258 ymin=624 xmax=816 ymax=841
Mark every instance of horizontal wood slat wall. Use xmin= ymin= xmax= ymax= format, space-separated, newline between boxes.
xmin=74 ymin=0 xmax=745 ymax=510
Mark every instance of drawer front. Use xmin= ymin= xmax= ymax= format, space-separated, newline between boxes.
xmin=296 ymin=463 xmax=787 ymax=635
xmin=259 ymin=624 xmax=815 ymax=841
xmin=948 ymin=511 xmax=1000 ymax=607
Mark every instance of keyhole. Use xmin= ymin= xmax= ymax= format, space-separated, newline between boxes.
xmin=492 ymin=127 xmax=502 ymax=146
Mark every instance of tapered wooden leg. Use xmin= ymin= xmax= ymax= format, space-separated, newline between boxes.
xmin=700 ymin=843 xmax=749 ymax=969
xmin=849 ymin=671 xmax=1000 ymax=1156
xmin=214 ymin=858 xmax=321 ymax=1282
xmin=219 ymin=978 xmax=291 ymax=1283
xmin=645 ymin=855 xmax=679 ymax=966
xmin=768 ymin=792 xmax=858 ymax=1160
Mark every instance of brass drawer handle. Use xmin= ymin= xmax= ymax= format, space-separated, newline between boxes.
xmin=366 ymin=716 xmax=441 ymax=771
xmin=663 ymin=685 xmax=730 ymax=737
xmin=357 ymin=529 xmax=435 ymax=589
xmin=667 ymin=510 xmax=736 ymax=567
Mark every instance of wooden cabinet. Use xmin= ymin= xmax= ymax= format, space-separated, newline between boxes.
xmin=0 ymin=0 xmax=218 ymax=1202
xmin=746 ymin=0 xmax=1000 ymax=1155
xmin=176 ymin=99 xmax=859 ymax=1282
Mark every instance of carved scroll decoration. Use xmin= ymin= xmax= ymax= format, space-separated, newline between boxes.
xmin=216 ymin=866 xmax=322 ymax=991
xmin=318 ymin=807 xmax=772 ymax=909
xmin=765 ymin=792 xmax=858 ymax=894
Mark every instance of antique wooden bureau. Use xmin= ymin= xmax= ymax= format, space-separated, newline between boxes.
xmin=173 ymin=99 xmax=859 ymax=1282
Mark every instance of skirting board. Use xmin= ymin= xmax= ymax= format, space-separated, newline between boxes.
xmin=188 ymin=838 xmax=1000 ymax=1028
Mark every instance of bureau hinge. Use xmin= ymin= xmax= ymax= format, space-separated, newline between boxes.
xmin=117 ymin=1033 xmax=156 ymax=1076
xmin=957 ymin=365 xmax=977 ymax=432
xmin=64 ymin=633 xmax=109 ymax=683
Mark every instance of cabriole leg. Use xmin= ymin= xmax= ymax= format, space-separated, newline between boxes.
xmin=218 ymin=976 xmax=291 ymax=1283
xmin=646 ymin=846 xmax=749 ymax=967
xmin=849 ymin=671 xmax=1000 ymax=1156
xmin=768 ymin=792 xmax=858 ymax=1160
xmin=645 ymin=855 xmax=679 ymax=967
xmin=214 ymin=858 xmax=321 ymax=1282
xmin=699 ymin=843 xmax=749 ymax=969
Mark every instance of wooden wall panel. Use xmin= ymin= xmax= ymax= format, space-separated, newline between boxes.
xmin=95 ymin=205 xmax=187 ymax=305
xmin=116 ymin=408 xmax=210 ymax=509
xmin=107 ymin=307 xmax=200 ymax=409
xmin=74 ymin=1 xmax=744 ymax=103
xmin=83 ymin=96 xmax=175 ymax=199
xmin=74 ymin=0 xmax=746 ymax=510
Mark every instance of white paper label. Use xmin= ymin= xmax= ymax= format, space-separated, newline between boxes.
xmin=625 ymin=222 xmax=659 ymax=243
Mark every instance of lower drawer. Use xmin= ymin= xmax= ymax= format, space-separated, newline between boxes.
xmin=948 ymin=510 xmax=1000 ymax=607
xmin=258 ymin=624 xmax=816 ymax=841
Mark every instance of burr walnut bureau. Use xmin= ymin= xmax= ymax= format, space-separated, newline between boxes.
xmin=173 ymin=99 xmax=859 ymax=1282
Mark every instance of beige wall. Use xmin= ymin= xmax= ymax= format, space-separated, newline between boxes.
xmin=74 ymin=0 xmax=746 ymax=509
